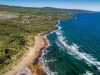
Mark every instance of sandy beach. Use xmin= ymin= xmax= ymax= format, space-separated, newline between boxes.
xmin=4 ymin=33 xmax=48 ymax=75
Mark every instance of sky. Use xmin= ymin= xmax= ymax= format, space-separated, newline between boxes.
xmin=0 ymin=0 xmax=100 ymax=11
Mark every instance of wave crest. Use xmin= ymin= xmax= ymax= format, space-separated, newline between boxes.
xmin=56 ymin=25 xmax=100 ymax=71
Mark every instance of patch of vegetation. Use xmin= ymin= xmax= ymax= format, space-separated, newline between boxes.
xmin=0 ymin=5 xmax=71 ymax=74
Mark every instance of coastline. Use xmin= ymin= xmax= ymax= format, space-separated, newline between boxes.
xmin=4 ymin=33 xmax=49 ymax=75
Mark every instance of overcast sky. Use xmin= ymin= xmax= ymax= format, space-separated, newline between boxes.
xmin=0 ymin=0 xmax=100 ymax=11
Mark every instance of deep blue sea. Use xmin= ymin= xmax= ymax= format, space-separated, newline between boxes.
xmin=42 ymin=12 xmax=100 ymax=75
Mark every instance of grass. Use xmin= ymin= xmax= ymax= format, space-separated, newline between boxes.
xmin=0 ymin=5 xmax=71 ymax=74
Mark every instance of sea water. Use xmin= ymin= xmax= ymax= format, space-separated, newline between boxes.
xmin=42 ymin=12 xmax=100 ymax=75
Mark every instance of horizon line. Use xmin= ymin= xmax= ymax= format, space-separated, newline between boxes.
xmin=0 ymin=4 xmax=100 ymax=12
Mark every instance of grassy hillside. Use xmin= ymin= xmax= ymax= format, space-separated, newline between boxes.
xmin=0 ymin=5 xmax=72 ymax=74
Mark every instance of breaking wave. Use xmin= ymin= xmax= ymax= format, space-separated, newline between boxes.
xmin=55 ymin=24 xmax=100 ymax=71
xmin=83 ymin=71 xmax=93 ymax=75
xmin=40 ymin=48 xmax=58 ymax=75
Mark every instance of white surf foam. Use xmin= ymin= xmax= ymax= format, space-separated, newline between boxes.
xmin=40 ymin=48 xmax=58 ymax=75
xmin=55 ymin=25 xmax=100 ymax=71
xmin=41 ymin=59 xmax=58 ymax=75
xmin=48 ymin=20 xmax=61 ymax=35
xmin=83 ymin=71 xmax=93 ymax=75
xmin=40 ymin=20 xmax=100 ymax=75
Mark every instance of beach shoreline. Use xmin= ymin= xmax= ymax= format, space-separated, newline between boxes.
xmin=4 ymin=33 xmax=49 ymax=75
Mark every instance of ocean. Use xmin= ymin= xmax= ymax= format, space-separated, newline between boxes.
xmin=42 ymin=12 xmax=100 ymax=75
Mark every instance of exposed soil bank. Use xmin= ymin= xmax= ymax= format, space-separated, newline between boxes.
xmin=4 ymin=33 xmax=48 ymax=75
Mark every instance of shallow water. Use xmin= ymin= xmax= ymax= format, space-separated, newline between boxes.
xmin=43 ymin=12 xmax=100 ymax=75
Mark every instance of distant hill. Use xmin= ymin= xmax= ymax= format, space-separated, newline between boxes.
xmin=0 ymin=4 xmax=92 ymax=14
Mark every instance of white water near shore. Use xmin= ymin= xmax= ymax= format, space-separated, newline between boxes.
xmin=40 ymin=35 xmax=58 ymax=75
xmin=83 ymin=71 xmax=93 ymax=75
xmin=40 ymin=20 xmax=100 ymax=75
xmin=55 ymin=23 xmax=100 ymax=71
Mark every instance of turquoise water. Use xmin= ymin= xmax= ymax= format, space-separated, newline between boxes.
xmin=43 ymin=12 xmax=100 ymax=75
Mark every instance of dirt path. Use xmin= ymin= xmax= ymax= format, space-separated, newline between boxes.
xmin=4 ymin=33 xmax=48 ymax=75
